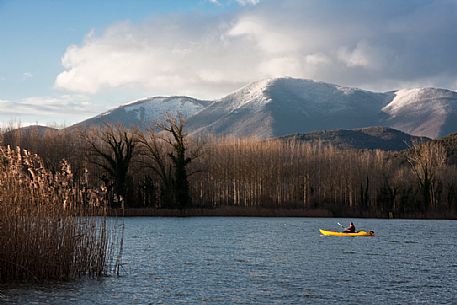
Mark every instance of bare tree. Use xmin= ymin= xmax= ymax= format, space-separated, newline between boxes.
xmin=85 ymin=124 xmax=138 ymax=207
xmin=137 ymin=128 xmax=174 ymax=208
xmin=407 ymin=141 xmax=447 ymax=210
xmin=161 ymin=114 xmax=193 ymax=209
xmin=139 ymin=113 xmax=199 ymax=209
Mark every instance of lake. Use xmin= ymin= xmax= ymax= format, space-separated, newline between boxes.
xmin=2 ymin=217 xmax=456 ymax=304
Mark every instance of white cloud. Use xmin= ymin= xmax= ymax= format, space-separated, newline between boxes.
xmin=208 ymin=0 xmax=259 ymax=6
xmin=55 ymin=18 xmax=262 ymax=98
xmin=337 ymin=45 xmax=370 ymax=68
xmin=0 ymin=94 xmax=99 ymax=126
xmin=260 ymin=56 xmax=303 ymax=78
xmin=22 ymin=72 xmax=33 ymax=80
xmin=304 ymin=53 xmax=330 ymax=66
xmin=208 ymin=0 xmax=220 ymax=4
xmin=236 ymin=0 xmax=260 ymax=6
xmin=0 ymin=95 xmax=92 ymax=116
xmin=55 ymin=0 xmax=457 ymax=98
xmin=227 ymin=18 xmax=301 ymax=54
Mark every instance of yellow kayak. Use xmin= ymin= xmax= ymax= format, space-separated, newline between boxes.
xmin=319 ymin=229 xmax=375 ymax=237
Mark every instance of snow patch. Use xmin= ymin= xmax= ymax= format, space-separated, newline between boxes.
xmin=382 ymin=88 xmax=455 ymax=118
xmin=336 ymin=85 xmax=356 ymax=95
xmin=98 ymin=97 xmax=206 ymax=123
xmin=218 ymin=78 xmax=273 ymax=111
xmin=124 ymin=97 xmax=205 ymax=121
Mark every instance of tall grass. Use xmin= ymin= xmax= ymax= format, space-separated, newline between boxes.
xmin=0 ymin=146 xmax=122 ymax=282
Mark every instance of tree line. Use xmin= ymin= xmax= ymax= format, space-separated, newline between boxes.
xmin=1 ymin=116 xmax=457 ymax=216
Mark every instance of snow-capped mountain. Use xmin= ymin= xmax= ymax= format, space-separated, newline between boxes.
xmin=71 ymin=96 xmax=210 ymax=130
xmin=186 ymin=78 xmax=391 ymax=137
xmin=71 ymin=77 xmax=457 ymax=139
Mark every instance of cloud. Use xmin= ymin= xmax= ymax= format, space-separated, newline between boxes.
xmin=55 ymin=0 xmax=457 ymax=98
xmin=55 ymin=17 xmax=261 ymax=98
xmin=0 ymin=95 xmax=93 ymax=116
xmin=22 ymin=72 xmax=33 ymax=80
xmin=236 ymin=0 xmax=260 ymax=5
xmin=337 ymin=43 xmax=373 ymax=68
xmin=207 ymin=0 xmax=260 ymax=6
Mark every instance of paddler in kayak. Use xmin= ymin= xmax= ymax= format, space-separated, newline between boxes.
xmin=343 ymin=222 xmax=356 ymax=233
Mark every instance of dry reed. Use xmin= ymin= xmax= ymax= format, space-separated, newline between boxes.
xmin=0 ymin=145 xmax=122 ymax=282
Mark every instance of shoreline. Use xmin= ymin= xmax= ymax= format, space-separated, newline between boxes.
xmin=108 ymin=207 xmax=334 ymax=217
xmin=107 ymin=207 xmax=457 ymax=219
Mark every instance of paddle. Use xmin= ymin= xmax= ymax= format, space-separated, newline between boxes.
xmin=338 ymin=222 xmax=356 ymax=232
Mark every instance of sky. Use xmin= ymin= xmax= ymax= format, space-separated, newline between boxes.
xmin=1 ymin=0 xmax=456 ymax=126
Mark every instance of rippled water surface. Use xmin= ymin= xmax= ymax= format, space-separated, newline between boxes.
xmin=2 ymin=217 xmax=457 ymax=304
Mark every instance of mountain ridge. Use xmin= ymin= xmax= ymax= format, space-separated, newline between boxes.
xmin=70 ymin=96 xmax=210 ymax=130
xmin=280 ymin=126 xmax=430 ymax=151
xmin=69 ymin=77 xmax=457 ymax=139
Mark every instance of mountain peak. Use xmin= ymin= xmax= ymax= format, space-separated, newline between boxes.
xmin=72 ymin=96 xmax=209 ymax=130
xmin=381 ymin=87 xmax=457 ymax=138
xmin=218 ymin=77 xmax=372 ymax=113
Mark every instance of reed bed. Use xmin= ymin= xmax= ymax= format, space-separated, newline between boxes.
xmin=0 ymin=146 xmax=122 ymax=282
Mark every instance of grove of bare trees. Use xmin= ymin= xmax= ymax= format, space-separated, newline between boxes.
xmin=2 ymin=119 xmax=457 ymax=217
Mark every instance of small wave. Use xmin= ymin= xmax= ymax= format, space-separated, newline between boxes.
xmin=343 ymin=250 xmax=356 ymax=254
xmin=302 ymin=291 xmax=322 ymax=299
xmin=365 ymin=252 xmax=387 ymax=257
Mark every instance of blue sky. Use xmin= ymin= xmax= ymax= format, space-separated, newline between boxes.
xmin=0 ymin=0 xmax=236 ymax=125
xmin=1 ymin=1 xmax=201 ymax=93
xmin=0 ymin=0 xmax=456 ymax=126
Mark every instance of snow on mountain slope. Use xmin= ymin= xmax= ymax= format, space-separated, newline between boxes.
xmin=381 ymin=88 xmax=457 ymax=138
xmin=122 ymin=97 xmax=207 ymax=120
xmin=187 ymin=77 xmax=391 ymax=137
xmin=265 ymin=78 xmax=391 ymax=136
xmin=70 ymin=77 xmax=457 ymax=139
xmin=187 ymin=78 xmax=457 ymax=138
xmin=71 ymin=96 xmax=209 ymax=130
xmin=185 ymin=79 xmax=275 ymax=137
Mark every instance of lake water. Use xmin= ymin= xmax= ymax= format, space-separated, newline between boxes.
xmin=2 ymin=217 xmax=457 ymax=304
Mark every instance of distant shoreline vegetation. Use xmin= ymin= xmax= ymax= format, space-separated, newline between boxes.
xmin=1 ymin=114 xmax=457 ymax=220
